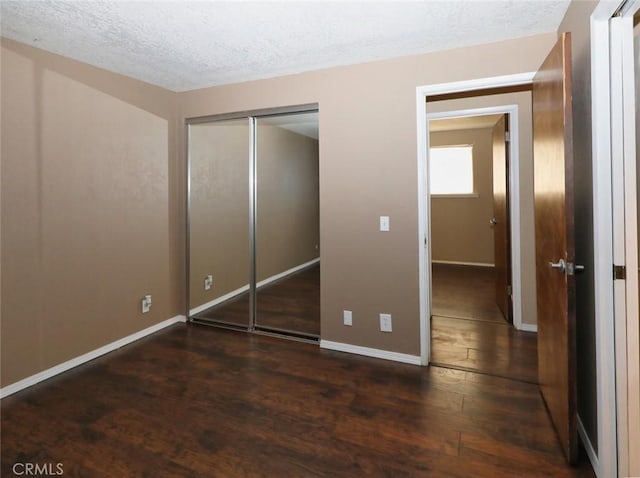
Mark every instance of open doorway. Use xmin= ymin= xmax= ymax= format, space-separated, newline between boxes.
xmin=427 ymin=109 xmax=537 ymax=383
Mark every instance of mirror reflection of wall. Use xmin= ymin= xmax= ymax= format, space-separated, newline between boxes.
xmin=187 ymin=108 xmax=320 ymax=340
xmin=256 ymin=113 xmax=320 ymax=336
xmin=188 ymin=119 xmax=250 ymax=328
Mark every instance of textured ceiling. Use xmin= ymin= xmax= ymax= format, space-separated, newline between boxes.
xmin=1 ymin=1 xmax=570 ymax=92
xmin=262 ymin=112 xmax=319 ymax=140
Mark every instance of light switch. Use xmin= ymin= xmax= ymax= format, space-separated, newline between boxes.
xmin=380 ymin=216 xmax=390 ymax=232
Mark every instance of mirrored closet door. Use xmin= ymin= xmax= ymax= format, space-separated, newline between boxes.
xmin=188 ymin=118 xmax=251 ymax=329
xmin=255 ymin=112 xmax=320 ymax=337
xmin=187 ymin=106 xmax=320 ymax=340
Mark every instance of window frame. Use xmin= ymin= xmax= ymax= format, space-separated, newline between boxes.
xmin=428 ymin=143 xmax=477 ymax=198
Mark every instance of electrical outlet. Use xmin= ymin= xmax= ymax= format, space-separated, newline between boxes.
xmin=380 ymin=313 xmax=392 ymax=332
xmin=204 ymin=274 xmax=213 ymax=291
xmin=343 ymin=310 xmax=353 ymax=326
xmin=141 ymin=295 xmax=152 ymax=313
xmin=380 ymin=216 xmax=390 ymax=232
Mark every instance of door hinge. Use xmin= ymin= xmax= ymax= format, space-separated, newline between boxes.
xmin=505 ymin=131 xmax=511 ymax=142
xmin=506 ymin=285 xmax=513 ymax=296
xmin=613 ymin=265 xmax=626 ymax=280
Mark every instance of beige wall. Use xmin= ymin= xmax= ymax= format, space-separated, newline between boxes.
xmin=256 ymin=124 xmax=320 ymax=281
xmin=188 ymin=121 xmax=319 ymax=312
xmin=1 ymin=38 xmax=179 ymax=387
xmin=430 ymin=127 xmax=495 ymax=265
xmin=2 ymin=31 xmax=559 ymax=386
xmin=558 ymin=0 xmax=599 ymax=453
xmin=178 ymin=33 xmax=556 ymax=354
xmin=427 ymin=91 xmax=537 ymax=327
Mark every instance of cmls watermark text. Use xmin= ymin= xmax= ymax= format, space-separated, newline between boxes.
xmin=12 ymin=463 xmax=63 ymax=476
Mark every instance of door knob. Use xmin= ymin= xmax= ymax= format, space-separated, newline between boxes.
xmin=489 ymin=218 xmax=497 ymax=226
xmin=549 ymin=259 xmax=586 ymax=275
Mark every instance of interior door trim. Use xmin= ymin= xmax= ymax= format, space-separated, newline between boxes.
xmin=416 ymin=73 xmax=534 ymax=366
xmin=590 ymin=1 xmax=638 ymax=476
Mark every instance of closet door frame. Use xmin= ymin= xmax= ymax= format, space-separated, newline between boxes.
xmin=186 ymin=103 xmax=319 ymax=338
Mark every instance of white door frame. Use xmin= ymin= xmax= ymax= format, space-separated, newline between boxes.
xmin=416 ymin=72 xmax=534 ymax=366
xmin=591 ymin=0 xmax=639 ymax=476
xmin=591 ymin=0 xmax=640 ymax=477
xmin=617 ymin=6 xmax=640 ymax=477
xmin=618 ymin=5 xmax=640 ymax=476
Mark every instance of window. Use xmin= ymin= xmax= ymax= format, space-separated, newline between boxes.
xmin=429 ymin=145 xmax=474 ymax=196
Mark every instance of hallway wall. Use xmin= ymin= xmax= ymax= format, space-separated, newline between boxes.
xmin=430 ymin=127 xmax=495 ymax=265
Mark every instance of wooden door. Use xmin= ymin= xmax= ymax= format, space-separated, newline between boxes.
xmin=492 ymin=115 xmax=512 ymax=322
xmin=533 ymin=32 xmax=577 ymax=463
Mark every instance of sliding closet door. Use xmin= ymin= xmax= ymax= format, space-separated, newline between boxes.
xmin=255 ymin=112 xmax=320 ymax=337
xmin=188 ymin=118 xmax=251 ymax=328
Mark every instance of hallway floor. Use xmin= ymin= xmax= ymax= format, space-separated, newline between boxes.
xmin=431 ymin=263 xmax=538 ymax=383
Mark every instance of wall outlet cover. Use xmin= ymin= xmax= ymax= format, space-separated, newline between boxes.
xmin=380 ymin=313 xmax=392 ymax=332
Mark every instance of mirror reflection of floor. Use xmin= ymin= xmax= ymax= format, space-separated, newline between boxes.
xmin=193 ymin=292 xmax=251 ymax=328
xmin=255 ymin=264 xmax=320 ymax=336
xmin=193 ymin=263 xmax=320 ymax=338
xmin=430 ymin=263 xmax=537 ymax=383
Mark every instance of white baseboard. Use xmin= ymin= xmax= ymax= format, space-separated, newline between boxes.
xmin=578 ymin=414 xmax=599 ymax=477
xmin=190 ymin=284 xmax=250 ymax=315
xmin=517 ymin=322 xmax=538 ymax=333
xmin=189 ymin=258 xmax=320 ymax=316
xmin=257 ymin=258 xmax=319 ymax=288
xmin=432 ymin=260 xmax=495 ymax=268
xmin=0 ymin=315 xmax=187 ymax=399
xmin=320 ymin=340 xmax=421 ymax=365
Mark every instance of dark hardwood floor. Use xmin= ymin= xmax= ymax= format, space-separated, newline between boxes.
xmin=431 ymin=263 xmax=505 ymax=323
xmin=1 ymin=324 xmax=593 ymax=477
xmin=195 ymin=264 xmax=320 ymax=337
xmin=256 ymin=264 xmax=320 ymax=335
xmin=431 ymin=264 xmax=538 ymax=383
xmin=431 ymin=316 xmax=538 ymax=383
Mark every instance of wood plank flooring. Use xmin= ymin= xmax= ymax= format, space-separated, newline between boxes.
xmin=1 ymin=325 xmax=593 ymax=477
xmin=432 ymin=316 xmax=538 ymax=383
xmin=256 ymin=265 xmax=320 ymax=335
xmin=431 ymin=264 xmax=538 ymax=383
xmin=431 ymin=263 xmax=505 ymax=323
xmin=195 ymin=264 xmax=320 ymax=336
